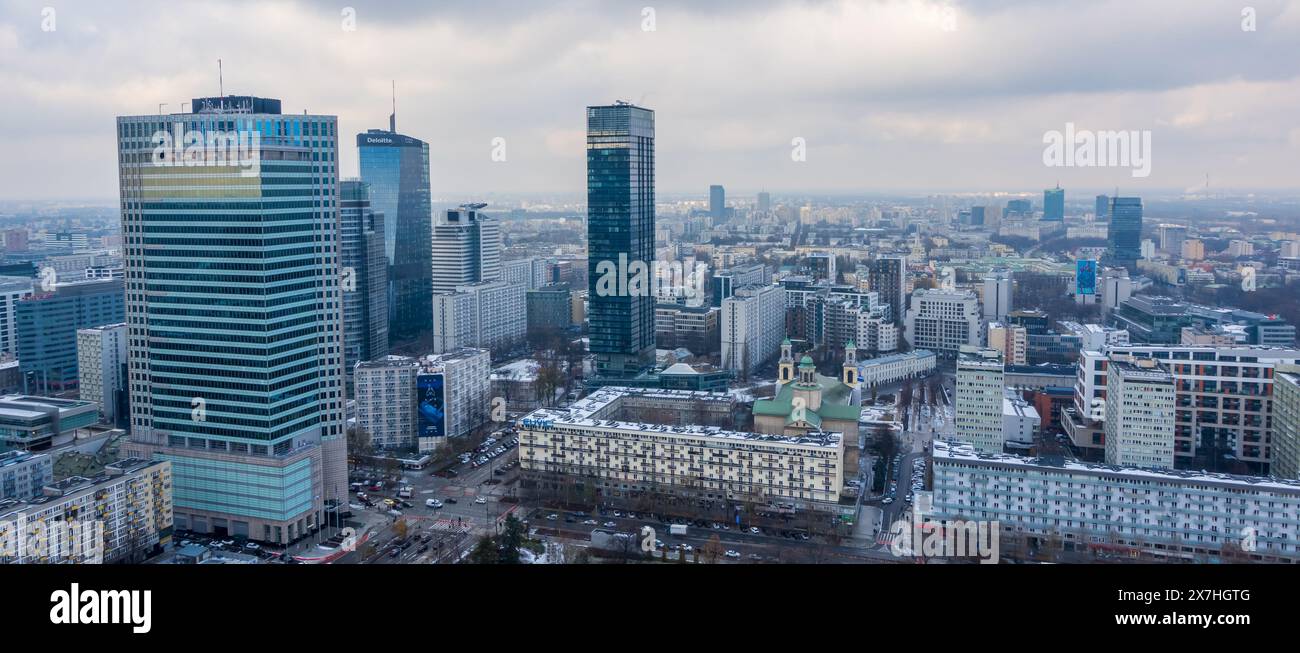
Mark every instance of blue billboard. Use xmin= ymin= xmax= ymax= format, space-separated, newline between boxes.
xmin=1076 ymin=259 xmax=1097 ymax=296
xmin=417 ymin=373 xmax=446 ymax=440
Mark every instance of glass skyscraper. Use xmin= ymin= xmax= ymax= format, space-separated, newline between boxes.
xmin=358 ymin=128 xmax=431 ymax=346
xmin=1107 ymin=196 xmax=1144 ymax=270
xmin=116 ymin=96 xmax=347 ymax=544
xmin=340 ymin=179 xmax=389 ymax=384
xmin=1043 ymin=186 xmax=1064 ymax=221
xmin=587 ymin=102 xmax=656 ymax=379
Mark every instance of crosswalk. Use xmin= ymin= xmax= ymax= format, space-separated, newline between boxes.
xmin=428 ymin=519 xmax=472 ymax=533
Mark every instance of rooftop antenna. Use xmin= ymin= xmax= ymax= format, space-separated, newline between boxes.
xmin=390 ymin=80 xmax=396 ymax=133
xmin=158 ymin=103 xmax=167 ymax=115
xmin=218 ymin=59 xmax=224 ymax=99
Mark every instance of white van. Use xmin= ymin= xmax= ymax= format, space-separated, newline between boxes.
xmin=426 ymin=499 xmax=443 ymax=509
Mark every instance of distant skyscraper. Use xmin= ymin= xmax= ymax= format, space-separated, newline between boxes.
xmin=1043 ymin=186 xmax=1064 ymax=222
xmin=358 ymin=125 xmax=432 ymax=346
xmin=118 ymin=97 xmax=347 ymax=544
xmin=1095 ymin=194 xmax=1110 ymax=220
xmin=970 ymin=205 xmax=986 ymax=226
xmin=757 ymin=191 xmax=771 ymax=213
xmin=1004 ymin=199 xmax=1032 ymax=218
xmin=431 ymin=206 xmax=501 ymax=292
xmin=340 ymin=180 xmax=389 ymax=380
xmin=1107 ymin=197 xmax=1144 ymax=269
xmin=709 ymin=184 xmax=726 ymax=224
xmin=587 ymin=102 xmax=656 ymax=379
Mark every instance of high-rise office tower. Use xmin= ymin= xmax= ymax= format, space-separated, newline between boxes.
xmin=757 ymin=191 xmax=771 ymax=213
xmin=1095 ymin=194 xmax=1109 ymax=220
xmin=340 ymin=180 xmax=389 ymax=380
xmin=867 ymin=255 xmax=907 ymax=323
xmin=117 ymin=96 xmax=347 ymax=544
xmin=1106 ymin=197 xmax=1144 ymax=269
xmin=1158 ymin=223 xmax=1188 ymax=255
xmin=431 ymin=205 xmax=501 ymax=292
xmin=1004 ymin=198 xmax=1032 ymax=218
xmin=587 ymin=102 xmax=656 ymax=379
xmin=358 ymin=121 xmax=431 ymax=346
xmin=1043 ymin=185 xmax=1064 ymax=222
xmin=709 ymin=184 xmax=726 ymax=224
xmin=16 ymin=278 xmax=124 ymax=395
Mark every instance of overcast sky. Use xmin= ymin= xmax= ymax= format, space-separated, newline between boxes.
xmin=3 ymin=0 xmax=1300 ymax=201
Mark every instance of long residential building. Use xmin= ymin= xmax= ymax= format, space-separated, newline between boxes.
xmin=1273 ymin=364 xmax=1300 ymax=480
xmin=856 ymin=350 xmax=936 ymax=386
xmin=931 ymin=440 xmax=1300 ymax=563
xmin=517 ymin=386 xmax=845 ymax=507
xmin=1064 ymin=345 xmax=1300 ymax=470
xmin=0 ymin=457 xmax=173 ymax=564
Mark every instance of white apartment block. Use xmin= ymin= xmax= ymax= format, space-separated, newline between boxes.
xmin=419 ymin=348 xmax=491 ymax=453
xmin=1273 ymin=365 xmax=1300 ymax=480
xmin=0 ymin=277 xmax=32 ymax=356
xmin=986 ymin=321 xmax=1027 ymax=366
xmin=518 ymin=387 xmax=846 ymax=506
xmin=953 ymin=346 xmax=1006 ymax=453
xmin=720 ymin=284 xmax=785 ymax=376
xmin=931 ymin=440 xmax=1300 ymax=563
xmin=858 ymin=313 xmax=898 ymax=353
xmin=1104 ymin=359 xmax=1176 ymax=469
xmin=0 ymin=458 xmax=172 ymax=564
xmin=431 ymin=281 xmax=526 ymax=359
xmin=1002 ymin=390 xmax=1040 ymax=448
xmin=904 ymin=289 xmax=981 ymax=357
xmin=982 ymin=270 xmax=1012 ymax=321
xmin=76 ymin=323 xmax=127 ymax=426
xmin=354 ymin=356 xmax=420 ymax=450
xmin=1072 ymin=345 xmax=1300 ymax=468
xmin=856 ymin=350 xmax=936 ymax=387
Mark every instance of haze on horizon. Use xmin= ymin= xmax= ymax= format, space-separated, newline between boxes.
xmin=2 ymin=0 xmax=1300 ymax=201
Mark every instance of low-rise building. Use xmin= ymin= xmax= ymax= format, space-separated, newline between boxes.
xmin=0 ymin=395 xmax=100 ymax=452
xmin=0 ymin=450 xmax=52 ymax=500
xmin=856 ymin=350 xmax=937 ymax=387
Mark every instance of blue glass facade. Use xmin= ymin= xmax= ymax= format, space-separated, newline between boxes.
xmin=587 ymin=103 xmax=656 ymax=379
xmin=16 ymin=279 xmax=124 ymax=395
xmin=340 ymin=180 xmax=389 ymax=382
xmin=1107 ymin=196 xmax=1144 ymax=269
xmin=116 ymin=98 xmax=347 ymax=542
xmin=357 ymin=131 xmax=432 ymax=345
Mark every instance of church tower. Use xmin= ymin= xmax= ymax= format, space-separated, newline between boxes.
xmin=778 ymin=338 xmax=795 ymax=385
xmin=842 ymin=340 xmax=859 ymax=388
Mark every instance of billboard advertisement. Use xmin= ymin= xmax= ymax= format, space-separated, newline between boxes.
xmin=417 ymin=373 xmax=446 ymax=440
xmin=1076 ymin=259 xmax=1097 ymax=296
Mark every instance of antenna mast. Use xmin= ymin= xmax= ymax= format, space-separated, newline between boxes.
xmin=218 ymin=59 xmax=224 ymax=98
xmin=390 ymin=80 xmax=396 ymax=133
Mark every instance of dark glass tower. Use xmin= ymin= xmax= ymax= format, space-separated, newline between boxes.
xmin=358 ymin=128 xmax=431 ymax=346
xmin=340 ymin=180 xmax=389 ymax=383
xmin=1043 ymin=186 xmax=1064 ymax=221
xmin=587 ymin=102 xmax=656 ymax=379
xmin=1107 ymin=196 xmax=1144 ymax=270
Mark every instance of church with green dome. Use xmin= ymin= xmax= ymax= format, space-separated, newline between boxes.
xmin=752 ymin=339 xmax=863 ymax=441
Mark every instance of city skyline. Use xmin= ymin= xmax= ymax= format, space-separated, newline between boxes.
xmin=3 ymin=0 xmax=1300 ymax=201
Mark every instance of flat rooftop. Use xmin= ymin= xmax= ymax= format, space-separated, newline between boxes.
xmin=520 ymin=386 xmax=841 ymax=449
